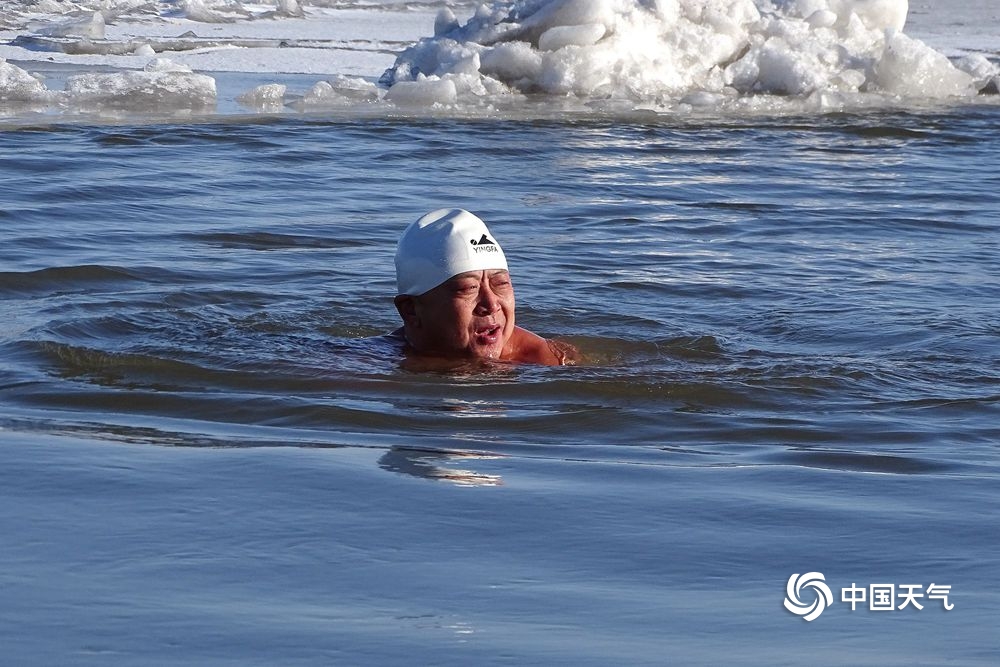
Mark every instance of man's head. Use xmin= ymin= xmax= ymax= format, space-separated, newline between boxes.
xmin=394 ymin=209 xmax=516 ymax=359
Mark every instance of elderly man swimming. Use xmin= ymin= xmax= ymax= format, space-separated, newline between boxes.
xmin=391 ymin=208 xmax=577 ymax=366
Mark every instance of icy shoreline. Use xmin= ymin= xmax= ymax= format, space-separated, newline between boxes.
xmin=1 ymin=0 xmax=997 ymax=122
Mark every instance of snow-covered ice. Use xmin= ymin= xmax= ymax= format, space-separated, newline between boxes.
xmin=381 ymin=0 xmax=994 ymax=111
xmin=0 ymin=0 xmax=997 ymax=120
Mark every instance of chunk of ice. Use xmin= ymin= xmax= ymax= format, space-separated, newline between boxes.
xmin=386 ymin=78 xmax=458 ymax=107
xmin=537 ymin=24 xmax=607 ymax=52
xmin=874 ymin=32 xmax=975 ymax=98
xmin=237 ymin=83 xmax=287 ymax=111
xmin=379 ymin=0 xmax=991 ymax=110
xmin=181 ymin=0 xmax=249 ymax=23
xmin=39 ymin=11 xmax=106 ymax=40
xmin=953 ymin=54 xmax=1000 ymax=94
xmin=296 ymin=76 xmax=381 ymax=109
xmin=0 ymin=58 xmax=52 ymax=103
xmin=65 ymin=59 xmax=217 ymax=110
xmin=435 ymin=8 xmax=461 ymax=37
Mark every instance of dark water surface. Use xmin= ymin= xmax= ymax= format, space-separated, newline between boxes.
xmin=2 ymin=108 xmax=999 ymax=665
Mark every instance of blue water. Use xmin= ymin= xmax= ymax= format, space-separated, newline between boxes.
xmin=2 ymin=107 xmax=999 ymax=665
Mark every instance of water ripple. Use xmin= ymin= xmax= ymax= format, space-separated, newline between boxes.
xmin=2 ymin=110 xmax=998 ymax=477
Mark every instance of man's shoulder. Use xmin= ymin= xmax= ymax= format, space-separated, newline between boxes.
xmin=506 ymin=327 xmax=579 ymax=366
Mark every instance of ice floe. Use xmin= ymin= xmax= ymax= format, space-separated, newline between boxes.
xmin=0 ymin=56 xmax=53 ymax=104
xmin=379 ymin=0 xmax=995 ymax=112
xmin=0 ymin=0 xmax=996 ymax=120
xmin=65 ymin=57 xmax=216 ymax=110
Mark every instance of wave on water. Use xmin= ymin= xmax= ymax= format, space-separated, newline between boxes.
xmin=1 ymin=0 xmax=998 ymax=119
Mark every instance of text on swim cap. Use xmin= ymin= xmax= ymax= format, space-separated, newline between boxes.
xmin=470 ymin=235 xmax=499 ymax=253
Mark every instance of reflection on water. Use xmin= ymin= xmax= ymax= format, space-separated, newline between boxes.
xmin=378 ymin=447 xmax=504 ymax=487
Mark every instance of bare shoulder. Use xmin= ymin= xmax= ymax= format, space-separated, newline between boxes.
xmin=504 ymin=327 xmax=580 ymax=366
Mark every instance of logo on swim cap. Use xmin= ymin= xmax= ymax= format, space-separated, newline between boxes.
xmin=470 ymin=233 xmax=499 ymax=253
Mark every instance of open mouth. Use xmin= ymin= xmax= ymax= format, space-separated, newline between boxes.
xmin=474 ymin=324 xmax=502 ymax=345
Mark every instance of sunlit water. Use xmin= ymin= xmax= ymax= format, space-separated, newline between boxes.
xmin=2 ymin=108 xmax=999 ymax=665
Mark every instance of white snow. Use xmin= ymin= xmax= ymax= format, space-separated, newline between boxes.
xmin=0 ymin=0 xmax=996 ymax=120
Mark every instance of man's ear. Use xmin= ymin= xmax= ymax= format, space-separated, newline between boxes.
xmin=394 ymin=295 xmax=420 ymax=326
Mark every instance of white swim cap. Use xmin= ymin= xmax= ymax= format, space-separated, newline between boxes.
xmin=395 ymin=208 xmax=509 ymax=296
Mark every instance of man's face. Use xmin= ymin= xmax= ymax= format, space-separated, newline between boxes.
xmin=407 ymin=269 xmax=516 ymax=359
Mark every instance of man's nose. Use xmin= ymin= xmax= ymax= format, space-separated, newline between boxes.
xmin=474 ymin=283 xmax=500 ymax=314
